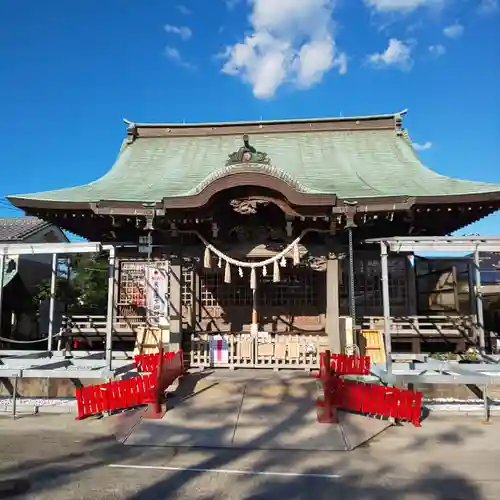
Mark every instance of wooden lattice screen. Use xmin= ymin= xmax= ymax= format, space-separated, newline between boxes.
xmin=340 ymin=256 xmax=408 ymax=315
xmin=199 ymin=265 xmax=320 ymax=309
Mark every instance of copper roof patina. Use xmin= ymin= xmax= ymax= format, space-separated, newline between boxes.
xmin=7 ymin=111 xmax=500 ymax=209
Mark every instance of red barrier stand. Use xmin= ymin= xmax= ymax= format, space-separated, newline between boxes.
xmin=134 ymin=352 xmax=176 ymax=373
xmin=315 ymin=350 xmax=338 ymax=423
xmin=74 ymin=349 xmax=184 ymax=420
xmin=313 ymin=349 xmax=422 ymax=427
xmin=143 ymin=347 xmax=185 ymax=420
xmin=331 ymin=353 xmax=371 ymax=376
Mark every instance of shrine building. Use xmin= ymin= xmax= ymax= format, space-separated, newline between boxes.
xmin=8 ymin=111 xmax=500 ymax=366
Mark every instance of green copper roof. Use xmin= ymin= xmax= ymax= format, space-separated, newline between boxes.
xmin=9 ymin=128 xmax=500 ymax=203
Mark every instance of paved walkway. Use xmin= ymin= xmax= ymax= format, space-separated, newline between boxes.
xmin=121 ymin=376 xmax=390 ymax=451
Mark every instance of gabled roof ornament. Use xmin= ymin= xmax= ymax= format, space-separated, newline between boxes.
xmin=394 ymin=109 xmax=407 ymax=135
xmin=123 ymin=119 xmax=138 ymax=144
xmin=226 ymin=134 xmax=271 ymax=166
xmin=123 ymin=118 xmax=136 ymax=129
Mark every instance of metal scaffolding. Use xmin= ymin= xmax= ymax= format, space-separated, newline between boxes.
xmin=0 ymin=241 xmax=131 ymax=381
xmin=365 ymin=237 xmax=500 ymax=410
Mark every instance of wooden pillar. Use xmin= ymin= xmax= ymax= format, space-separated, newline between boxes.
xmin=168 ymin=260 xmax=182 ymax=349
xmin=251 ymin=277 xmax=258 ymax=336
xmin=326 ymin=252 xmax=341 ymax=353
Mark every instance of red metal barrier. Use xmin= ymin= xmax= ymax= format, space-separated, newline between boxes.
xmin=145 ymin=348 xmax=185 ymax=419
xmin=324 ymin=377 xmax=422 ymax=427
xmin=134 ymin=352 xmax=176 ymax=373
xmin=76 ymin=350 xmax=185 ymax=420
xmin=313 ymin=349 xmax=422 ymax=427
xmin=314 ymin=351 xmax=371 ymax=376
xmin=75 ymin=373 xmax=156 ymax=420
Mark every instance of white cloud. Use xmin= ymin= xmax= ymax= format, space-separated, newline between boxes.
xmin=176 ymin=5 xmax=191 ymax=15
xmin=443 ymin=23 xmax=464 ymax=38
xmin=364 ymin=0 xmax=443 ymax=13
xmin=478 ymin=0 xmax=498 ymax=13
xmin=368 ymin=38 xmax=413 ymax=70
xmin=164 ymin=24 xmax=192 ymax=40
xmin=165 ymin=46 xmax=195 ymax=69
xmin=413 ymin=141 xmax=433 ymax=151
xmin=428 ymin=44 xmax=446 ymax=57
xmin=220 ymin=0 xmax=347 ymax=99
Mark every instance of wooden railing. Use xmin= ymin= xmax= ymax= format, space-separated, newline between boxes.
xmin=363 ymin=315 xmax=474 ymax=337
xmin=63 ymin=315 xmax=146 ymax=341
xmin=189 ymin=333 xmax=329 ymax=370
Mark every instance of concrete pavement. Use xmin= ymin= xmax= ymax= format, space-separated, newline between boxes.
xmin=1 ymin=413 xmax=500 ymax=499
xmin=122 ymin=378 xmax=390 ymax=451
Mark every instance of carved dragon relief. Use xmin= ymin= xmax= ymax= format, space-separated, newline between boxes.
xmin=229 ymin=197 xmax=269 ymax=215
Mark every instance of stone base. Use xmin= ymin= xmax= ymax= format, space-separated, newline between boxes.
xmin=0 ymin=378 xmax=107 ymax=398
xmin=2 ymin=376 xmax=500 ymax=401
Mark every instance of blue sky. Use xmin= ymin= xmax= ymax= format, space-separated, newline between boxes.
xmin=0 ymin=0 xmax=499 ymax=236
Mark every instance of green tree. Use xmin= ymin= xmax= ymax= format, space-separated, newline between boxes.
xmin=71 ymin=252 xmax=109 ymax=312
xmin=33 ymin=253 xmax=109 ymax=313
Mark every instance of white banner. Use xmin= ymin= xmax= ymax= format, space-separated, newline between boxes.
xmin=145 ymin=263 xmax=169 ymax=326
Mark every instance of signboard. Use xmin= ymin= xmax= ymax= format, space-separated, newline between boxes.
xmin=209 ymin=335 xmax=229 ymax=365
xmin=145 ymin=263 xmax=169 ymax=326
xmin=359 ymin=329 xmax=386 ymax=365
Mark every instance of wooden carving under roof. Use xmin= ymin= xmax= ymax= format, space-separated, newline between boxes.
xmin=229 ymin=197 xmax=269 ymax=215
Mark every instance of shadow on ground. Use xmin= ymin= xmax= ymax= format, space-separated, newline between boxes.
xmin=0 ymin=373 xmax=493 ymax=500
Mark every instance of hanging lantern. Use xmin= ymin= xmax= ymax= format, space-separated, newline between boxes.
xmin=280 ymin=256 xmax=286 ymax=267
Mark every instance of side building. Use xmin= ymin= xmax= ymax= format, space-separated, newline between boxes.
xmin=0 ymin=217 xmax=68 ymax=342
